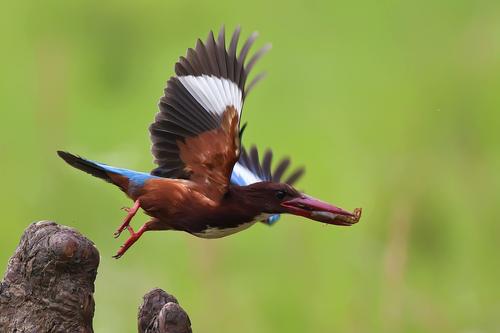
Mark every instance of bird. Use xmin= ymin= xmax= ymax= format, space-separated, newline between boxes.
xmin=58 ymin=26 xmax=362 ymax=259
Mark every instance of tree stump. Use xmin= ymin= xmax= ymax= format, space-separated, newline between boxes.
xmin=139 ymin=289 xmax=192 ymax=333
xmin=0 ymin=221 xmax=192 ymax=333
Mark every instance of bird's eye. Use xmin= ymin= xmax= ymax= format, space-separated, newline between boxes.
xmin=275 ymin=190 xmax=286 ymax=200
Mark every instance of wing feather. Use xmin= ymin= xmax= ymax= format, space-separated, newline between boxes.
xmin=231 ymin=145 xmax=304 ymax=186
xmin=150 ymin=27 xmax=269 ymax=198
xmin=227 ymin=27 xmax=240 ymax=81
xmin=216 ymin=26 xmax=228 ymax=78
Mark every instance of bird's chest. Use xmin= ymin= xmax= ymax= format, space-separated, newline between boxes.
xmin=189 ymin=212 xmax=270 ymax=239
xmin=191 ymin=220 xmax=257 ymax=238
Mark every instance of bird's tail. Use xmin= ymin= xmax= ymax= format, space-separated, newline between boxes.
xmin=58 ymin=151 xmax=113 ymax=182
xmin=57 ymin=151 xmax=154 ymax=192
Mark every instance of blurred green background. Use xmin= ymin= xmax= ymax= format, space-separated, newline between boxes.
xmin=1 ymin=0 xmax=499 ymax=332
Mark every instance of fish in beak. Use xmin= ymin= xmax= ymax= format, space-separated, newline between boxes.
xmin=281 ymin=195 xmax=362 ymax=226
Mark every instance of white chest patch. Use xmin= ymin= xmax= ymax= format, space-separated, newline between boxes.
xmin=192 ymin=220 xmax=257 ymax=239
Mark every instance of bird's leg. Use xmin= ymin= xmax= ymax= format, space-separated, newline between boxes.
xmin=113 ymin=221 xmax=152 ymax=259
xmin=126 ymin=225 xmax=135 ymax=235
xmin=113 ymin=200 xmax=140 ymax=238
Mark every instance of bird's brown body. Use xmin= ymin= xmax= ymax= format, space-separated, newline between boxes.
xmin=131 ymin=178 xmax=263 ymax=236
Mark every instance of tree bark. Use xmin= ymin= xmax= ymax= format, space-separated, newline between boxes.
xmin=0 ymin=221 xmax=192 ymax=333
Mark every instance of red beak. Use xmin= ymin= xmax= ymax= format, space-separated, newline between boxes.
xmin=281 ymin=195 xmax=362 ymax=226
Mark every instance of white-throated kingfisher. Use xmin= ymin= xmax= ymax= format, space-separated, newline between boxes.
xmin=58 ymin=26 xmax=362 ymax=258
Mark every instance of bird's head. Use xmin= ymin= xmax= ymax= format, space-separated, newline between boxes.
xmin=246 ymin=182 xmax=361 ymax=226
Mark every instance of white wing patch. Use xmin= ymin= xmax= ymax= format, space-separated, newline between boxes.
xmin=230 ymin=162 xmax=263 ymax=186
xmin=178 ymin=75 xmax=243 ymax=116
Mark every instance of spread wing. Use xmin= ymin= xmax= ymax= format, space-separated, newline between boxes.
xmin=231 ymin=145 xmax=305 ymax=225
xmin=149 ymin=26 xmax=270 ymax=199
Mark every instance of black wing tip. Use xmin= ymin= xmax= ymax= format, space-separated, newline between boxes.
xmin=174 ymin=26 xmax=269 ymax=91
xmin=285 ymin=166 xmax=306 ymax=186
xmin=237 ymin=145 xmax=305 ymax=185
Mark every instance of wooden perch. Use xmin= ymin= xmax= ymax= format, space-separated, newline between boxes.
xmin=0 ymin=221 xmax=192 ymax=333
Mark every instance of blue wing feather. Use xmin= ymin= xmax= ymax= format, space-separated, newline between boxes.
xmin=265 ymin=214 xmax=281 ymax=225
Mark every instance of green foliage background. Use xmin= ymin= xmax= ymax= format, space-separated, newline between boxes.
xmin=1 ymin=1 xmax=499 ymax=332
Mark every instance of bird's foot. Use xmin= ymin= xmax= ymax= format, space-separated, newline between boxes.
xmin=113 ymin=225 xmax=135 ymax=238
xmin=113 ymin=249 xmax=125 ymax=259
xmin=113 ymin=223 xmax=149 ymax=259
xmin=121 ymin=206 xmax=130 ymax=212
xmin=113 ymin=200 xmax=141 ymax=238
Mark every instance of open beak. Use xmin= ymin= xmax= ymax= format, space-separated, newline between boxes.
xmin=281 ymin=195 xmax=362 ymax=226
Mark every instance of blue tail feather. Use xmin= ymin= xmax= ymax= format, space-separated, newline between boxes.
xmin=93 ymin=162 xmax=156 ymax=187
